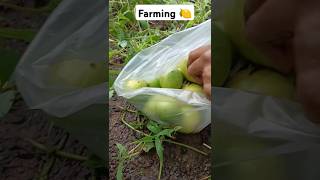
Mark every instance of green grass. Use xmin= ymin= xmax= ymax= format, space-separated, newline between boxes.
xmin=109 ymin=0 xmax=211 ymax=86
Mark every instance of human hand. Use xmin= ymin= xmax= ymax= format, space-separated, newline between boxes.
xmin=245 ymin=0 xmax=320 ymax=124
xmin=187 ymin=45 xmax=211 ymax=99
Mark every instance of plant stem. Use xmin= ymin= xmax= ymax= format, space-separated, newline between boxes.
xmin=163 ymin=139 xmax=208 ymax=156
xmin=203 ymin=143 xmax=212 ymax=150
xmin=157 ymin=162 xmax=162 ymax=180
xmin=128 ymin=142 xmax=142 ymax=154
xmin=117 ymin=105 xmax=137 ymax=113
xmin=120 ymin=112 xmax=149 ymax=137
xmin=56 ymin=151 xmax=88 ymax=161
xmin=200 ymin=175 xmax=211 ymax=180
xmin=24 ymin=138 xmax=88 ymax=161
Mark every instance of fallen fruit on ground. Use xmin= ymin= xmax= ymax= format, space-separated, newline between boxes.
xmin=226 ymin=68 xmax=295 ymax=99
xmin=160 ymin=70 xmax=183 ymax=89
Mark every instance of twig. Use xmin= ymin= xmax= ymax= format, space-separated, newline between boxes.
xmin=200 ymin=175 xmax=211 ymax=180
xmin=38 ymin=156 xmax=55 ymax=180
xmin=128 ymin=142 xmax=142 ymax=154
xmin=117 ymin=105 xmax=137 ymax=113
xmin=120 ymin=111 xmax=150 ymax=137
xmin=24 ymin=138 xmax=88 ymax=161
xmin=203 ymin=143 xmax=212 ymax=150
xmin=163 ymin=139 xmax=208 ymax=156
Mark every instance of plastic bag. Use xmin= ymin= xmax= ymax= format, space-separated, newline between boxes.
xmin=114 ymin=20 xmax=211 ymax=133
xmin=13 ymin=0 xmax=107 ymax=159
xmin=213 ymin=0 xmax=320 ymax=179
xmin=213 ymin=87 xmax=320 ymax=180
xmin=14 ymin=0 xmax=107 ymax=118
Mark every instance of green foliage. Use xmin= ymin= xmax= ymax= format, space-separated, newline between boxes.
xmin=0 ymin=28 xmax=36 ymax=42
xmin=0 ymin=90 xmax=15 ymax=118
xmin=0 ymin=48 xmax=21 ymax=83
xmin=116 ymin=143 xmax=129 ymax=180
xmin=109 ymin=0 xmax=211 ymax=66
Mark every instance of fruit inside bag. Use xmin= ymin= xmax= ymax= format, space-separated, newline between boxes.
xmin=114 ymin=20 xmax=212 ymax=134
xmin=212 ymin=0 xmax=320 ymax=179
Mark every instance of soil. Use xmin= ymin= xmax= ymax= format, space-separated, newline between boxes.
xmin=108 ymin=96 xmax=211 ymax=180
xmin=0 ymin=100 xmax=94 ymax=180
xmin=0 ymin=1 xmax=105 ymax=179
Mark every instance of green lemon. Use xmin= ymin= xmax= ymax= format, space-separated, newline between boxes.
xmin=147 ymin=78 xmax=161 ymax=87
xmin=177 ymin=58 xmax=198 ymax=83
xmin=178 ymin=106 xmax=201 ymax=134
xmin=182 ymin=83 xmax=203 ymax=94
xmin=125 ymin=79 xmax=147 ymax=90
xmin=143 ymin=95 xmax=182 ymax=123
xmin=226 ymin=68 xmax=295 ymax=99
xmin=159 ymin=70 xmax=183 ymax=89
xmin=217 ymin=0 xmax=273 ymax=68
xmin=50 ymin=59 xmax=106 ymax=88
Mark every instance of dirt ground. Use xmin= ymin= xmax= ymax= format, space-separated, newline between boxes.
xmin=0 ymin=100 xmax=95 ymax=180
xmin=109 ymin=96 xmax=211 ymax=179
xmin=0 ymin=1 xmax=105 ymax=179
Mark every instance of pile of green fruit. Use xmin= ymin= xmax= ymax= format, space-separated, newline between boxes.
xmin=212 ymin=22 xmax=295 ymax=100
xmin=213 ymin=1 xmax=296 ymax=100
xmin=124 ymin=58 xmax=208 ymax=134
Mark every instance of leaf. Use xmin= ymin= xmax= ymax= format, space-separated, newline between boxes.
xmin=0 ymin=90 xmax=15 ymax=118
xmin=116 ymin=160 xmax=124 ymax=180
xmin=156 ymin=128 xmax=177 ymax=138
xmin=116 ymin=143 xmax=128 ymax=159
xmin=0 ymin=27 xmax=36 ymax=42
xmin=82 ymin=154 xmax=105 ymax=169
xmin=139 ymin=21 xmax=149 ymax=29
xmin=109 ymin=69 xmax=120 ymax=88
xmin=116 ymin=143 xmax=128 ymax=180
xmin=123 ymin=11 xmax=135 ymax=22
xmin=146 ymin=121 xmax=161 ymax=134
xmin=0 ymin=48 xmax=21 ymax=83
xmin=138 ymin=136 xmax=154 ymax=144
xmin=155 ymin=136 xmax=164 ymax=179
xmin=109 ymin=86 xmax=114 ymax=99
xmin=142 ymin=142 xmax=155 ymax=152
xmin=118 ymin=40 xmax=128 ymax=48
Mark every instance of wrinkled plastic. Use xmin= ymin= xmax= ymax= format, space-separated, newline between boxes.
xmin=114 ymin=20 xmax=211 ymax=133
xmin=14 ymin=0 xmax=107 ymax=118
xmin=213 ymin=87 xmax=320 ymax=180
xmin=12 ymin=0 xmax=107 ymax=159
xmin=213 ymin=0 xmax=320 ymax=179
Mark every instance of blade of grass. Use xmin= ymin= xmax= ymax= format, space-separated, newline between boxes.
xmin=0 ymin=27 xmax=37 ymax=42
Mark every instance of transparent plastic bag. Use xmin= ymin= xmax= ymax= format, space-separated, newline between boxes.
xmin=213 ymin=87 xmax=320 ymax=180
xmin=213 ymin=0 xmax=320 ymax=178
xmin=13 ymin=0 xmax=107 ymax=159
xmin=13 ymin=0 xmax=107 ymax=118
xmin=114 ymin=20 xmax=211 ymax=133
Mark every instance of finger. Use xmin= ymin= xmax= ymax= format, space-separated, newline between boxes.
xmin=294 ymin=4 xmax=320 ymax=124
xmin=203 ymin=83 xmax=211 ymax=100
xmin=188 ymin=45 xmax=211 ymax=66
xmin=187 ymin=57 xmax=207 ymax=84
xmin=244 ymin=0 xmax=267 ymax=21
xmin=245 ymin=0 xmax=296 ymax=73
